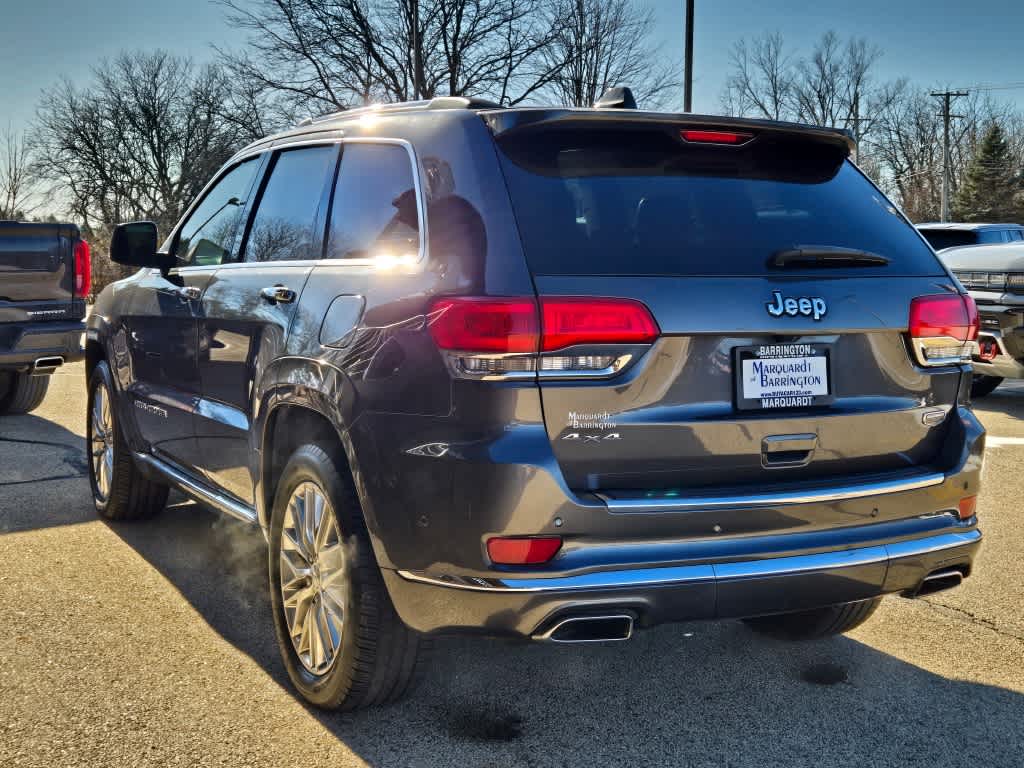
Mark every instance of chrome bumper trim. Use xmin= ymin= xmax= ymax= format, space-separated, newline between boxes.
xmin=396 ymin=529 xmax=981 ymax=593
xmin=596 ymin=471 xmax=946 ymax=513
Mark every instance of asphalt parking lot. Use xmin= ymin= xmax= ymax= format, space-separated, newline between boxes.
xmin=2 ymin=362 xmax=1023 ymax=768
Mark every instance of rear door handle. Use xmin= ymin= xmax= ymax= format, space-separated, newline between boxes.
xmin=260 ymin=285 xmax=297 ymax=304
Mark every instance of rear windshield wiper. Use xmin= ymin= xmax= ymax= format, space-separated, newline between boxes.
xmin=769 ymin=246 xmax=891 ymax=268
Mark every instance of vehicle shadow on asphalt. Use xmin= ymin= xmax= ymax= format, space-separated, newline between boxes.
xmin=971 ymin=382 xmax=1024 ymax=424
xmin=0 ymin=413 xmax=93 ymax=532
xmin=103 ymin=498 xmax=1024 ymax=768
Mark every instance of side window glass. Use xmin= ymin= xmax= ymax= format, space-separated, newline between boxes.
xmin=175 ymin=159 xmax=260 ymax=267
xmin=1010 ymin=230 xmax=1023 ymax=241
xmin=245 ymin=146 xmax=337 ymax=262
xmin=326 ymin=144 xmax=420 ymax=260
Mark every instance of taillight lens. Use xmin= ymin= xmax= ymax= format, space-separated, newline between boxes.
xmin=73 ymin=240 xmax=91 ymax=298
xmin=680 ymin=129 xmax=754 ymax=145
xmin=428 ymin=296 xmax=660 ymax=379
xmin=541 ymin=298 xmax=660 ymax=351
xmin=908 ymin=294 xmax=979 ymax=366
xmin=428 ymin=298 xmax=539 ymax=353
xmin=486 ymin=536 xmax=562 ymax=565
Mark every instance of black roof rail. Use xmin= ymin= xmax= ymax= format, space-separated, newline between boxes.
xmin=294 ymin=96 xmax=504 ymax=129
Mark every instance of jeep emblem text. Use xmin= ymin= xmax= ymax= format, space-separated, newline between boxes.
xmin=766 ymin=291 xmax=827 ymax=321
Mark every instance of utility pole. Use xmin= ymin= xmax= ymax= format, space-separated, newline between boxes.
xmin=683 ymin=0 xmax=694 ymax=112
xmin=931 ymin=89 xmax=968 ymax=222
xmin=411 ymin=0 xmax=420 ymax=100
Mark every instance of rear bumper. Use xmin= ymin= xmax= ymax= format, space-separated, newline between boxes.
xmin=385 ymin=527 xmax=981 ymax=637
xmin=0 ymin=320 xmax=85 ymax=370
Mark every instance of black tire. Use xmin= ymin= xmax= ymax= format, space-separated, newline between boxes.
xmin=743 ymin=597 xmax=882 ymax=640
xmin=0 ymin=371 xmax=50 ymax=414
xmin=971 ymin=375 xmax=1003 ymax=399
xmin=268 ymin=443 xmax=429 ymax=710
xmin=87 ymin=361 xmax=168 ymax=520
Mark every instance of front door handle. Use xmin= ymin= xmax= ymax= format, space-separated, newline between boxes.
xmin=260 ymin=285 xmax=297 ymax=304
xmin=174 ymin=285 xmax=202 ymax=301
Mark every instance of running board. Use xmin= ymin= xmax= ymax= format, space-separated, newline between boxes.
xmin=133 ymin=452 xmax=258 ymax=525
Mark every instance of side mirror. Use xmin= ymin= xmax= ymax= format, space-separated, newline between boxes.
xmin=110 ymin=221 xmax=172 ymax=269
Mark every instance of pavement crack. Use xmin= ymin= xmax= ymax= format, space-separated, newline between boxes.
xmin=919 ymin=597 xmax=1024 ymax=645
xmin=0 ymin=472 xmax=88 ymax=487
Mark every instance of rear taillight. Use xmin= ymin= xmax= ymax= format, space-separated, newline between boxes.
xmin=908 ymin=294 xmax=979 ymax=366
xmin=486 ymin=536 xmax=562 ymax=565
xmin=73 ymin=240 xmax=91 ymax=298
xmin=428 ymin=297 xmax=660 ymax=379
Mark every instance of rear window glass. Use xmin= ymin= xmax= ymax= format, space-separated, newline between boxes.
xmin=497 ymin=129 xmax=944 ymax=277
xmin=918 ymin=230 xmax=981 ymax=250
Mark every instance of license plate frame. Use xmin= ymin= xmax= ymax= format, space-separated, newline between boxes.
xmin=733 ymin=343 xmax=834 ymax=411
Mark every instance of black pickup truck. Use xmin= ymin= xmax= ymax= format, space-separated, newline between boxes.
xmin=0 ymin=221 xmax=89 ymax=414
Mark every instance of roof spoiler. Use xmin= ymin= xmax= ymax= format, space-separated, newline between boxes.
xmin=483 ymin=109 xmax=855 ymax=154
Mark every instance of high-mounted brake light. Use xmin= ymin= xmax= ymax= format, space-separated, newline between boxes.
xmin=428 ymin=296 xmax=660 ymax=379
xmin=680 ymin=129 xmax=754 ymax=145
xmin=73 ymin=240 xmax=91 ymax=298
xmin=908 ymin=294 xmax=979 ymax=366
xmin=487 ymin=536 xmax=562 ymax=565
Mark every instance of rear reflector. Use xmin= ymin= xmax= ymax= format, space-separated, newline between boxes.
xmin=487 ymin=536 xmax=562 ymax=565
xmin=680 ymin=129 xmax=754 ymax=145
xmin=73 ymin=240 xmax=91 ymax=298
xmin=908 ymin=294 xmax=979 ymax=366
xmin=958 ymin=495 xmax=977 ymax=521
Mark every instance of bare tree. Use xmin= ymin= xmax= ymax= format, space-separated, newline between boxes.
xmin=33 ymin=51 xmax=256 ymax=236
xmin=217 ymin=0 xmax=569 ymax=119
xmin=721 ymin=32 xmax=794 ymax=120
xmin=538 ymin=0 xmax=675 ymax=108
xmin=32 ymin=51 xmax=260 ymax=293
xmin=0 ymin=127 xmax=39 ymax=220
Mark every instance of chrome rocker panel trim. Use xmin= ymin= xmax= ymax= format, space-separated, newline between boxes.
xmin=595 ymin=471 xmax=946 ymax=513
xmin=396 ymin=529 xmax=981 ymax=593
xmin=133 ymin=452 xmax=258 ymax=525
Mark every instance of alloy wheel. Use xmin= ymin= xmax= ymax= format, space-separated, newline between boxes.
xmin=90 ymin=383 xmax=114 ymax=501
xmin=279 ymin=481 xmax=347 ymax=675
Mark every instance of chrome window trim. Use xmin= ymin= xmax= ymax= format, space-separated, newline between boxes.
xmin=168 ymin=136 xmax=428 ymax=271
xmin=395 ymin=529 xmax=981 ymax=593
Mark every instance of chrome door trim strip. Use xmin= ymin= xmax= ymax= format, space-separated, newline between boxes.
xmin=134 ymin=452 xmax=258 ymax=525
xmin=596 ymin=471 xmax=947 ymax=512
xmin=395 ymin=529 xmax=981 ymax=593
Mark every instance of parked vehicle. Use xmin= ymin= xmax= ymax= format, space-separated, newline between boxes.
xmin=86 ymin=95 xmax=984 ymax=710
xmin=941 ymin=242 xmax=1024 ymax=396
xmin=916 ymin=222 xmax=1024 ymax=251
xmin=0 ymin=221 xmax=89 ymax=414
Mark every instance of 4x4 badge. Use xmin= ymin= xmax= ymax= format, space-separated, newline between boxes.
xmin=766 ymin=291 xmax=827 ymax=321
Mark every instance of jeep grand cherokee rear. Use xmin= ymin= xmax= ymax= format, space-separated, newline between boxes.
xmin=385 ymin=112 xmax=983 ymax=646
xmin=88 ymin=100 xmax=983 ymax=711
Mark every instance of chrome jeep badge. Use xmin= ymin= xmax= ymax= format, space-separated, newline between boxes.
xmin=766 ymin=291 xmax=827 ymax=321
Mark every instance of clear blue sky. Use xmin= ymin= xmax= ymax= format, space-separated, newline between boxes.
xmin=2 ymin=0 xmax=1022 ymax=135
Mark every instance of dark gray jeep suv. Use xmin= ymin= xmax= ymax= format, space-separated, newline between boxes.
xmin=86 ymin=96 xmax=985 ymax=710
